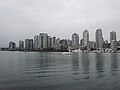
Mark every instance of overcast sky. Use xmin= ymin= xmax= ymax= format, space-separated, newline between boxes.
xmin=0 ymin=0 xmax=120 ymax=47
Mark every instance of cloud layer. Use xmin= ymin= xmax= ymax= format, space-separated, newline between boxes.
xmin=0 ymin=0 xmax=120 ymax=47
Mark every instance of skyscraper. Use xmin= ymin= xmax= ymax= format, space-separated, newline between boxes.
xmin=83 ymin=30 xmax=89 ymax=49
xmin=34 ymin=35 xmax=39 ymax=50
xmin=25 ymin=39 xmax=30 ymax=51
xmin=95 ymin=29 xmax=103 ymax=50
xmin=110 ymin=31 xmax=116 ymax=42
xmin=30 ymin=39 xmax=33 ymax=51
xmin=72 ymin=33 xmax=79 ymax=46
xmin=19 ymin=41 xmax=24 ymax=50
xmin=39 ymin=33 xmax=48 ymax=50
xmin=56 ymin=38 xmax=61 ymax=50
xmin=51 ymin=37 xmax=56 ymax=49
xmin=47 ymin=36 xmax=52 ymax=50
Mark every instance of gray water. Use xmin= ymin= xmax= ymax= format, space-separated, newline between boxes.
xmin=0 ymin=51 xmax=120 ymax=90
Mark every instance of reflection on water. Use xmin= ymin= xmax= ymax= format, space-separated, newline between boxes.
xmin=96 ymin=54 xmax=105 ymax=79
xmin=81 ymin=53 xmax=90 ymax=80
xmin=110 ymin=54 xmax=118 ymax=76
xmin=71 ymin=53 xmax=79 ymax=71
xmin=71 ymin=53 xmax=80 ymax=81
xmin=0 ymin=51 xmax=120 ymax=90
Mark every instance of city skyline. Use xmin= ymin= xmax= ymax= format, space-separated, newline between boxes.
xmin=5 ymin=29 xmax=120 ymax=53
xmin=0 ymin=0 xmax=120 ymax=47
xmin=6 ymin=30 xmax=119 ymax=48
xmin=0 ymin=29 xmax=120 ymax=48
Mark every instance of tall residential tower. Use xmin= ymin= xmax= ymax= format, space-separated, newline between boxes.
xmin=72 ymin=33 xmax=79 ymax=46
xmin=110 ymin=31 xmax=116 ymax=42
xmin=39 ymin=33 xmax=48 ymax=50
xmin=34 ymin=35 xmax=39 ymax=50
xmin=83 ymin=30 xmax=89 ymax=49
xmin=95 ymin=29 xmax=103 ymax=50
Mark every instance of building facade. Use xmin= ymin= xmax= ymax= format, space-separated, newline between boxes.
xmin=19 ymin=41 xmax=24 ymax=50
xmin=47 ymin=36 xmax=52 ymax=50
xmin=39 ymin=33 xmax=48 ymax=50
xmin=30 ymin=39 xmax=33 ymax=51
xmin=83 ymin=30 xmax=89 ymax=49
xmin=9 ymin=41 xmax=16 ymax=50
xmin=110 ymin=31 xmax=116 ymax=42
xmin=25 ymin=39 xmax=30 ymax=51
xmin=72 ymin=33 xmax=79 ymax=46
xmin=51 ymin=37 xmax=56 ymax=49
xmin=111 ymin=40 xmax=117 ymax=52
xmin=95 ymin=29 xmax=103 ymax=50
xmin=34 ymin=35 xmax=39 ymax=50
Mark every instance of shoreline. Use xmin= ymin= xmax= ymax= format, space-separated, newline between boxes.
xmin=0 ymin=50 xmax=120 ymax=53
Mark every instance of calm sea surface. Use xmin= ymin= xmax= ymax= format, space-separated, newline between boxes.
xmin=0 ymin=51 xmax=120 ymax=90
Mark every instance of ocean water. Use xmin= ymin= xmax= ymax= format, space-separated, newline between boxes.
xmin=0 ymin=51 xmax=120 ymax=90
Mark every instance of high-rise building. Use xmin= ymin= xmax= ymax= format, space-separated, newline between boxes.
xmin=95 ymin=29 xmax=103 ymax=50
xmin=25 ymin=39 xmax=30 ymax=51
xmin=51 ymin=37 xmax=56 ymax=49
xmin=19 ymin=41 xmax=24 ymax=50
xmin=30 ymin=39 xmax=33 ymax=51
xmin=9 ymin=41 xmax=16 ymax=50
xmin=110 ymin=31 xmax=116 ymax=42
xmin=72 ymin=33 xmax=79 ymax=46
xmin=56 ymin=38 xmax=61 ymax=50
xmin=34 ymin=35 xmax=39 ymax=50
xmin=39 ymin=33 xmax=48 ymax=50
xmin=83 ymin=30 xmax=89 ymax=49
xmin=47 ymin=36 xmax=52 ymax=50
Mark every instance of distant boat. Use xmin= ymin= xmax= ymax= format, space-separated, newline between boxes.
xmin=72 ymin=49 xmax=82 ymax=53
xmin=61 ymin=51 xmax=72 ymax=55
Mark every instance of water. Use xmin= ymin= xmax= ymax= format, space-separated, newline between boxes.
xmin=0 ymin=51 xmax=120 ymax=90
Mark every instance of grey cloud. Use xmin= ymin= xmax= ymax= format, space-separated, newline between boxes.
xmin=0 ymin=0 xmax=120 ymax=47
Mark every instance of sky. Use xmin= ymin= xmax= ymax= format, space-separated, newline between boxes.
xmin=0 ymin=0 xmax=120 ymax=47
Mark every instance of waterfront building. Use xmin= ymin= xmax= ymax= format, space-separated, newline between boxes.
xmin=83 ymin=30 xmax=89 ymax=49
xmin=117 ymin=40 xmax=120 ymax=46
xmin=89 ymin=41 xmax=96 ymax=50
xmin=56 ymin=38 xmax=61 ymax=50
xmin=80 ymin=39 xmax=84 ymax=46
xmin=30 ymin=39 xmax=33 ymax=51
xmin=25 ymin=39 xmax=30 ymax=51
xmin=34 ymin=35 xmax=39 ymax=50
xmin=67 ymin=39 xmax=72 ymax=46
xmin=39 ymin=33 xmax=48 ymax=50
xmin=111 ymin=40 xmax=117 ymax=52
xmin=110 ymin=31 xmax=116 ymax=42
xmin=95 ymin=28 xmax=103 ymax=50
xmin=19 ymin=41 xmax=24 ymax=50
xmin=9 ymin=41 xmax=16 ymax=50
xmin=47 ymin=36 xmax=52 ymax=50
xmin=102 ymin=41 xmax=106 ymax=49
xmin=102 ymin=40 xmax=110 ymax=49
xmin=56 ymin=38 xmax=60 ymax=45
xmin=59 ymin=39 xmax=68 ymax=51
xmin=72 ymin=33 xmax=79 ymax=46
xmin=51 ymin=37 xmax=56 ymax=49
